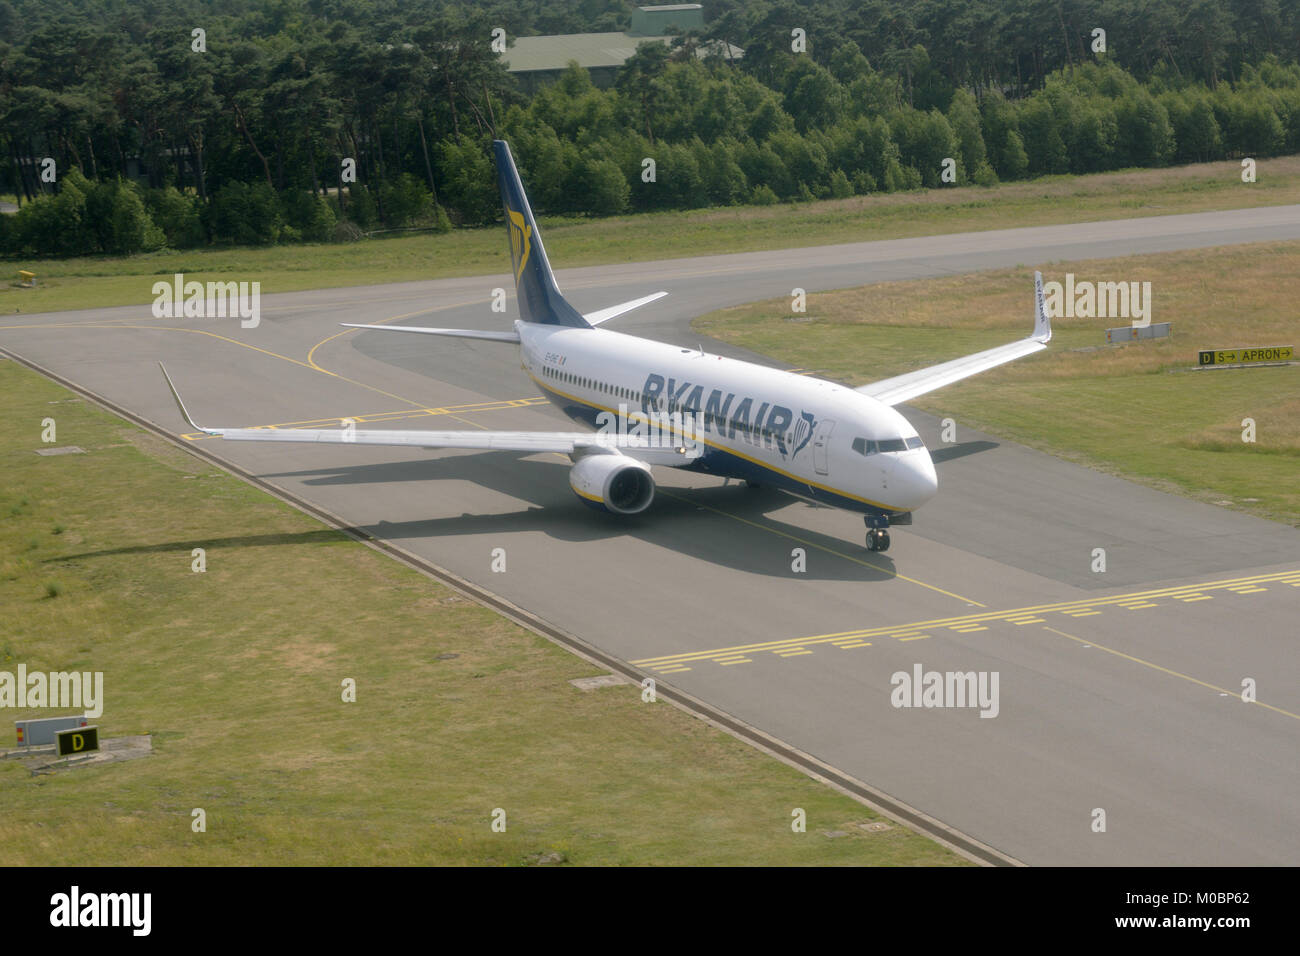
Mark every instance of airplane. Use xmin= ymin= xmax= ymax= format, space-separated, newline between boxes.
xmin=162 ymin=139 xmax=1051 ymax=553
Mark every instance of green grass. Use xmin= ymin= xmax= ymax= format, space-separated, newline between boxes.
xmin=695 ymin=241 xmax=1300 ymax=527
xmin=0 ymin=360 xmax=962 ymax=865
xmin=5 ymin=155 xmax=1300 ymax=314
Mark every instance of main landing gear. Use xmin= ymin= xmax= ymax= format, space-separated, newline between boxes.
xmin=865 ymin=514 xmax=891 ymax=552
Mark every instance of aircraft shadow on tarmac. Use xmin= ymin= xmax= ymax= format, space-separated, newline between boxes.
xmin=261 ymin=451 xmax=899 ymax=581
xmin=929 ymin=440 xmax=999 ymax=465
xmin=53 ymin=453 xmax=901 ymax=582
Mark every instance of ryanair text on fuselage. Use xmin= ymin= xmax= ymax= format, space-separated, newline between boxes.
xmin=639 ymin=372 xmax=818 ymax=461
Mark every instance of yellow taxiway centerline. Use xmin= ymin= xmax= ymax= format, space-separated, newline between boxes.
xmin=633 ymin=567 xmax=1300 ymax=668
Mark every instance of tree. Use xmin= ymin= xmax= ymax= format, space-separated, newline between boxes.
xmin=890 ymin=108 xmax=959 ymax=186
xmin=1114 ymin=89 xmax=1174 ymax=166
xmin=782 ymin=58 xmax=843 ymax=133
xmin=208 ymin=181 xmax=283 ymax=245
xmin=947 ymin=89 xmax=987 ymax=175
xmin=564 ymin=156 xmax=629 ymax=215
xmin=616 ymin=42 xmax=670 ymax=144
xmin=437 ymin=136 xmax=497 ymax=225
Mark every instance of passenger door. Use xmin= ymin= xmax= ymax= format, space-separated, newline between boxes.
xmin=812 ymin=419 xmax=835 ymax=475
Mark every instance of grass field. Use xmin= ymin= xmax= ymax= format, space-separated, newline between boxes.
xmin=0 ymin=359 xmax=964 ymax=866
xmin=695 ymin=241 xmax=1300 ymax=527
xmin=4 ymin=156 xmax=1299 ymax=315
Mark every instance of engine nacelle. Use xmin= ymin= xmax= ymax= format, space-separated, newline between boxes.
xmin=569 ymin=454 xmax=655 ymax=514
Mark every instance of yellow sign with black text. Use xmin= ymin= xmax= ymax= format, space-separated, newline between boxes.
xmin=1198 ymin=346 xmax=1293 ymax=365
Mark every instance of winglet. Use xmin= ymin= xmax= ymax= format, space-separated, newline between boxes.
xmin=159 ymin=363 xmax=221 ymax=435
xmin=1033 ymin=271 xmax=1051 ymax=343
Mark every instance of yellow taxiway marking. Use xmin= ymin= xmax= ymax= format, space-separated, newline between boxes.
xmin=1041 ymin=625 xmax=1300 ymax=722
xmin=0 ymin=323 xmax=318 ymax=370
xmin=0 ymin=291 xmax=435 ymax=330
xmin=657 ymin=489 xmax=987 ymax=609
xmin=4 ymin=295 xmax=512 ymax=429
xmin=304 ymin=299 xmax=492 ymax=426
xmin=632 ymin=567 xmax=1300 ymax=670
xmin=899 ymin=634 xmax=932 ymax=641
xmin=305 ymin=299 xmax=477 ymax=374
xmin=0 ymin=319 xmax=481 ymax=423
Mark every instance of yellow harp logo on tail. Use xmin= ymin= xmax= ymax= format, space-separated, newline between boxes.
xmin=507 ymin=208 xmax=532 ymax=284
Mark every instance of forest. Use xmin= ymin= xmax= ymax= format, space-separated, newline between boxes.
xmin=3 ymin=0 xmax=1300 ymax=256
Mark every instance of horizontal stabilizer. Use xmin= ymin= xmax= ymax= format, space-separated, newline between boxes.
xmin=584 ymin=291 xmax=668 ymax=326
xmin=340 ymin=323 xmax=520 ymax=343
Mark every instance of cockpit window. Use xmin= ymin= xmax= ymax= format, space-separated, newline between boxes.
xmin=854 ymin=435 xmax=925 ymax=456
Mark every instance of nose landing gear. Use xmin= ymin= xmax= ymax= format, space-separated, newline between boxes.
xmin=865 ymin=514 xmax=891 ymax=552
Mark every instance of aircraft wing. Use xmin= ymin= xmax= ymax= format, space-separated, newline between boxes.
xmin=160 ymin=365 xmax=700 ymax=465
xmin=856 ymin=272 xmax=1051 ymax=407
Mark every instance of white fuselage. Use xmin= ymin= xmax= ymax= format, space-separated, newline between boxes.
xmin=517 ymin=321 xmax=938 ymax=515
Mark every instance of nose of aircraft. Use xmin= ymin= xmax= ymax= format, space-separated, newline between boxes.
xmin=890 ymin=450 xmax=939 ymax=510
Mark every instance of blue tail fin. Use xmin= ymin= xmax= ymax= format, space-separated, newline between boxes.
xmin=493 ymin=140 xmax=589 ymax=328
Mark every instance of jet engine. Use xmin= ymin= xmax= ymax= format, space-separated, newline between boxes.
xmin=569 ymin=454 xmax=655 ymax=514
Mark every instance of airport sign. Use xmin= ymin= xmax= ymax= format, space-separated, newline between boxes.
xmin=55 ymin=725 xmax=99 ymax=757
xmin=1198 ymin=346 xmax=1293 ymax=365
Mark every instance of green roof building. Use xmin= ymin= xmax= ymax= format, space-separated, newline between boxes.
xmin=501 ymin=4 xmax=741 ymax=89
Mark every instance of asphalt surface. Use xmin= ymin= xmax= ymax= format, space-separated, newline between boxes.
xmin=4 ymin=204 xmax=1299 ymax=864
